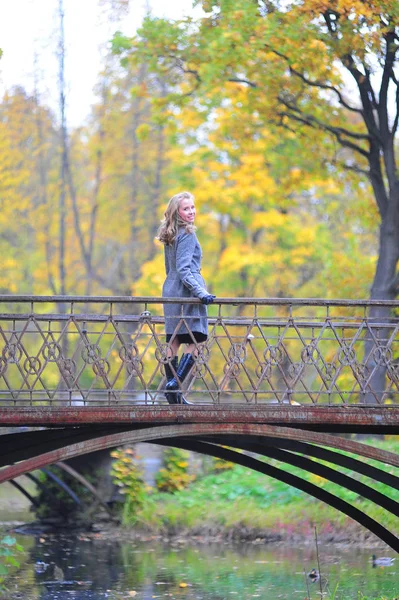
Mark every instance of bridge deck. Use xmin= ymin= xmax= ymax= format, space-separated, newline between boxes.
xmin=1 ymin=404 xmax=398 ymax=433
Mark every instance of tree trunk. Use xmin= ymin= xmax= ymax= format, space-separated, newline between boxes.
xmin=364 ymin=186 xmax=399 ymax=403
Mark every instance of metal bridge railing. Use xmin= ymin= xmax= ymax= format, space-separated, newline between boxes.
xmin=0 ymin=295 xmax=399 ymax=406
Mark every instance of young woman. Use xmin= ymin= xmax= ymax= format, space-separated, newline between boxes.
xmin=157 ymin=191 xmax=215 ymax=404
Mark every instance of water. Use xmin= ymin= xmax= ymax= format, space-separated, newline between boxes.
xmin=2 ymin=531 xmax=398 ymax=600
xmin=0 ymin=482 xmax=398 ymax=599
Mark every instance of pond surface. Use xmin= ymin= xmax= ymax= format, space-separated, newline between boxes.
xmin=2 ymin=530 xmax=398 ymax=600
xmin=0 ymin=481 xmax=398 ymax=599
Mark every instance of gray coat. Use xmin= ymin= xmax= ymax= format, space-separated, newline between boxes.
xmin=162 ymin=229 xmax=209 ymax=337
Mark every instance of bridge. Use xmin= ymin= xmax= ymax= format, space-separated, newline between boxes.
xmin=0 ymin=295 xmax=399 ymax=551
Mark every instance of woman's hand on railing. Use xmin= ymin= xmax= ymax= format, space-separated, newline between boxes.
xmin=201 ymin=294 xmax=216 ymax=305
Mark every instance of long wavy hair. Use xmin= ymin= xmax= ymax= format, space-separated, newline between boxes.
xmin=157 ymin=191 xmax=196 ymax=245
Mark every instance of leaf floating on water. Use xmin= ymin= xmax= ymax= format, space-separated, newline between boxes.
xmin=127 ymin=592 xmax=137 ymax=597
xmin=179 ymin=582 xmax=191 ymax=588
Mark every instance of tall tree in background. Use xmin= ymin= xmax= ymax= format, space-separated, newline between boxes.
xmin=57 ymin=0 xmax=68 ymax=296
xmin=71 ymin=54 xmax=173 ymax=295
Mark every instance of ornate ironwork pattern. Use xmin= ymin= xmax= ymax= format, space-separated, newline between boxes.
xmin=0 ymin=295 xmax=399 ymax=406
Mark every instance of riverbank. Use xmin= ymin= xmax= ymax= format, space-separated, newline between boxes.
xmin=2 ymin=516 xmax=388 ymax=550
xmin=87 ymin=519 xmax=387 ymax=550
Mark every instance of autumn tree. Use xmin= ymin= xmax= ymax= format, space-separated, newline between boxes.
xmin=0 ymin=87 xmax=59 ymax=294
xmin=68 ymin=53 xmax=174 ymax=296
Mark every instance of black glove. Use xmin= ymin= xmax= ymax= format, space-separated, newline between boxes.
xmin=201 ymin=294 xmax=216 ymax=305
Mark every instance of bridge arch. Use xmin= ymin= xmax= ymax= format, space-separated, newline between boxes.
xmin=1 ymin=423 xmax=398 ymax=551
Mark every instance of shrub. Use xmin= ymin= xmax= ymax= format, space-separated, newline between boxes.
xmin=110 ymin=447 xmax=146 ymax=524
xmin=155 ymin=447 xmax=195 ymax=492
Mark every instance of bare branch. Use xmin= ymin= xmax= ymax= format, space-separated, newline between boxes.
xmin=227 ymin=77 xmax=257 ymax=88
xmin=363 ymin=64 xmax=379 ymax=108
xmin=268 ymin=46 xmax=363 ymax=114
xmin=279 ymin=94 xmax=370 ymax=141
xmin=338 ymin=54 xmax=384 ymax=145
xmin=341 ymin=163 xmax=370 ymax=177
xmin=277 ymin=98 xmax=370 ymax=159
xmin=391 ymin=68 xmax=399 ymax=86
xmin=168 ymin=56 xmax=202 ymax=97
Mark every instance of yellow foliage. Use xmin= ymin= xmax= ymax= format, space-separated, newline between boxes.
xmin=252 ymin=210 xmax=288 ymax=229
xmin=136 ymin=123 xmax=151 ymax=140
xmin=133 ymin=252 xmax=165 ymax=296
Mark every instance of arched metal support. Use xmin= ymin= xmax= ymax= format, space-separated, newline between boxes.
xmin=40 ymin=467 xmax=81 ymax=505
xmin=10 ymin=465 xmax=114 ymax=516
xmin=156 ymin=438 xmax=399 ymax=552
xmin=219 ymin=436 xmax=399 ymax=490
xmin=56 ymin=461 xmax=114 ymax=515
xmin=9 ymin=469 xmax=81 ymax=510
xmin=191 ymin=438 xmax=399 ymax=517
xmin=8 ymin=479 xmax=39 ymax=507
xmin=0 ymin=423 xmax=398 ymax=551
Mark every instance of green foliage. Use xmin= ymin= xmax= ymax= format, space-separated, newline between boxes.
xmin=110 ymin=447 xmax=146 ymax=524
xmin=155 ymin=447 xmax=195 ymax=493
xmin=111 ymin=31 xmax=133 ymax=53
xmin=0 ymin=536 xmax=23 ymax=596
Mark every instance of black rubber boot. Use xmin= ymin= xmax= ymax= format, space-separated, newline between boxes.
xmin=165 ymin=353 xmax=195 ymax=404
xmin=164 ymin=356 xmax=179 ymax=404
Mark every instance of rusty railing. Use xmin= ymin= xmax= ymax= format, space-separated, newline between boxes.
xmin=0 ymin=295 xmax=398 ymax=406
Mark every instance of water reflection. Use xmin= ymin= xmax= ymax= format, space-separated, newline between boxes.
xmin=4 ymin=532 xmax=399 ymax=599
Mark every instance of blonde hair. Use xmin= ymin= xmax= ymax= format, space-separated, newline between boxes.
xmin=157 ymin=191 xmax=196 ymax=245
